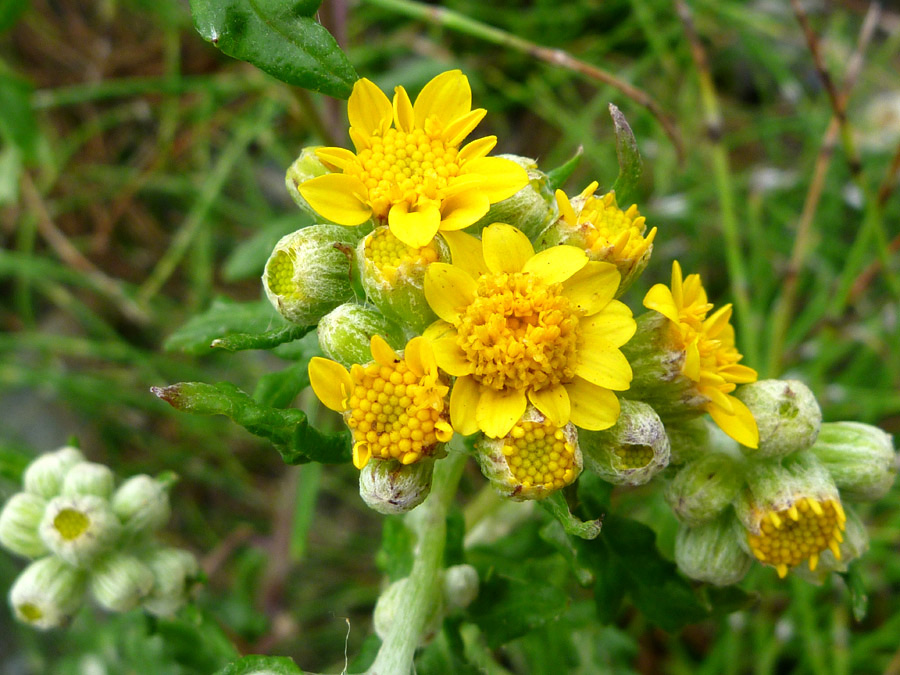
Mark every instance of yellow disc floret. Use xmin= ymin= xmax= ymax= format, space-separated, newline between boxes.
xmin=747 ymin=497 xmax=847 ymax=578
xmin=502 ymin=420 xmax=578 ymax=491
xmin=266 ymin=250 xmax=298 ymax=298
xmin=365 ymin=227 xmax=439 ymax=285
xmin=614 ymin=444 xmax=655 ymax=469
xmin=53 ymin=509 xmax=90 ymax=541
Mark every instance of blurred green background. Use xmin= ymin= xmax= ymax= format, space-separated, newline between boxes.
xmin=1 ymin=0 xmax=898 ymax=673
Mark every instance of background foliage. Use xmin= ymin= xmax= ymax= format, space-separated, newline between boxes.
xmin=1 ymin=0 xmax=898 ymax=673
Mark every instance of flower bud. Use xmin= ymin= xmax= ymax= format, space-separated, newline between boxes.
xmin=23 ymin=446 xmax=85 ymax=500
xmin=111 ymin=475 xmax=171 ymax=538
xmin=359 ymin=458 xmax=435 ymax=515
xmin=90 ymin=552 xmax=155 ymax=612
xmin=470 ymin=155 xmax=557 ymax=241
xmin=61 ymin=462 xmax=115 ymax=499
xmin=9 ymin=556 xmax=87 ymax=629
xmin=317 ymin=302 xmax=406 ymax=369
xmin=809 ymin=422 xmax=897 ymax=501
xmin=285 ymin=146 xmax=331 ymax=215
xmin=665 ymin=452 xmax=744 ymax=526
xmin=476 ymin=407 xmax=582 ymax=501
xmin=442 ymin=564 xmax=479 ymax=611
xmin=357 ymin=227 xmax=448 ymax=332
xmin=674 ymin=512 xmax=753 ymax=586
xmin=263 ymin=224 xmax=360 ymax=326
xmin=579 ymin=400 xmax=670 ymax=486
xmin=39 ymin=495 xmax=121 ymax=567
xmin=0 ymin=493 xmax=49 ymax=559
xmin=734 ymin=380 xmax=821 ymax=459
xmin=139 ymin=547 xmax=200 ymax=617
xmin=373 ymin=577 xmax=442 ymax=643
xmin=665 ymin=417 xmax=727 ymax=465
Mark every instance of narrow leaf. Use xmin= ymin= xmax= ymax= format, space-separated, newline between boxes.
xmin=546 ymin=146 xmax=583 ymax=191
xmin=253 ymin=361 xmax=310 ymax=408
xmin=214 ymin=655 xmax=303 ymax=675
xmin=211 ymin=323 xmax=314 ymax=352
xmin=539 ymin=492 xmax=602 ymax=540
xmin=842 ymin=562 xmax=869 ymax=621
xmin=164 ymin=298 xmax=289 ymax=355
xmin=609 ymin=104 xmax=643 ymax=205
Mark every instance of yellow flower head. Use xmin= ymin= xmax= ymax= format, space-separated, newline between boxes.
xmin=309 ymin=335 xmax=454 ymax=469
xmin=643 ymin=261 xmax=759 ymax=447
xmin=424 ymin=223 xmax=636 ymax=439
xmin=298 ymin=70 xmax=529 ymax=249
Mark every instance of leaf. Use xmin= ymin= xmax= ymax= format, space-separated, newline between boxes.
xmin=609 ymin=104 xmax=643 ymax=205
xmin=0 ymin=0 xmax=28 ymax=34
xmin=539 ymin=519 xmax=594 ymax=587
xmin=223 ymin=215 xmax=310 ymax=282
xmin=211 ymin=323 xmax=314 ymax=353
xmin=190 ymin=0 xmax=358 ymax=99
xmin=0 ymin=71 xmax=37 ymax=160
xmin=546 ymin=146 xmax=583 ymax=191
xmin=214 ymin=655 xmax=303 ymax=675
xmin=252 ymin=361 xmax=309 ymax=408
xmin=538 ymin=491 xmax=602 ymax=540
xmin=842 ymin=561 xmax=869 ymax=621
xmin=376 ymin=517 xmax=414 ymax=582
xmin=575 ymin=471 xmax=613 ymax=516
xmin=164 ymin=298 xmax=289 ymax=355
xmin=152 ymin=381 xmax=350 ymax=465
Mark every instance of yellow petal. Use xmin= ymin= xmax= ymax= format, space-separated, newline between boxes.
xmin=414 ymin=70 xmax=472 ymax=130
xmin=424 ymin=263 xmax=476 ymax=323
xmin=423 ymin=320 xmax=456 ymax=342
xmin=461 ymin=156 xmax=529 ymax=203
xmin=431 ymin=337 xmax=473 ymax=377
xmin=315 ymin=147 xmax=358 ymax=171
xmin=370 ymin=334 xmax=399 ymax=367
xmin=670 ymin=260 xmax=685 ymax=308
xmin=575 ymin=348 xmax=633 ymax=391
xmin=719 ymin=364 xmax=758 ymax=384
xmin=521 ymin=245 xmax=587 ymax=285
xmin=477 ymin=387 xmax=527 ymax=438
xmin=438 ymin=189 xmax=490 ymax=232
xmin=708 ymin=396 xmax=759 ymax=448
xmin=388 ymin=202 xmax=441 ymax=248
xmin=440 ymin=230 xmax=488 ymax=278
xmin=643 ymin=284 xmax=681 ymax=324
xmin=404 ymin=336 xmax=436 ymax=378
xmin=443 ymin=108 xmax=487 ymax=146
xmin=482 ymin=223 xmax=534 ymax=274
xmin=683 ymin=339 xmax=701 ymax=381
xmin=701 ymin=384 xmax=735 ymax=414
xmin=298 ymin=174 xmax=372 ymax=226
xmin=566 ymin=377 xmax=620 ymax=431
xmin=348 ymin=78 xmax=392 ymax=137
xmin=579 ymin=301 xmax=636 ymax=349
xmin=436 ymin=420 xmax=454 ymax=443
xmin=561 ymin=260 xmax=619 ymax=314
xmin=528 ymin=385 xmax=571 ymax=427
xmin=352 ymin=442 xmax=371 ymax=470
xmin=458 ymin=136 xmax=497 ymax=163
xmin=308 ymin=357 xmax=353 ymax=412
xmin=450 ymin=375 xmax=481 ymax=436
xmin=555 ymin=189 xmax=577 ymax=224
xmin=392 ymin=85 xmax=414 ymax=132
xmin=349 ymin=127 xmax=370 ymax=153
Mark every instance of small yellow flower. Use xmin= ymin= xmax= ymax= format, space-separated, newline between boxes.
xmin=643 ymin=261 xmax=759 ymax=447
xmin=424 ymin=223 xmax=636 ymax=439
xmin=299 ymin=70 xmax=529 ymax=248
xmin=309 ymin=335 xmax=453 ymax=469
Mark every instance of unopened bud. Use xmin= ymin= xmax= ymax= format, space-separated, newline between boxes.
xmin=9 ymin=556 xmax=87 ymax=629
xmin=0 ymin=493 xmax=49 ymax=559
xmin=61 ymin=462 xmax=115 ymax=499
xmin=734 ymin=380 xmax=821 ymax=459
xmin=442 ymin=564 xmax=479 ymax=611
xmin=665 ymin=417 xmax=718 ymax=465
xmin=263 ymin=224 xmax=359 ymax=326
xmin=139 ymin=547 xmax=200 ymax=617
xmin=674 ymin=512 xmax=753 ymax=586
xmin=90 ymin=553 xmax=155 ymax=612
xmin=373 ymin=577 xmax=442 ymax=643
xmin=359 ymin=458 xmax=435 ymax=515
xmin=285 ymin=146 xmax=331 ymax=216
xmin=579 ymin=400 xmax=670 ymax=486
xmin=665 ymin=452 xmax=744 ymax=526
xmin=317 ymin=303 xmax=405 ymax=369
xmin=23 ymin=447 xmax=85 ymax=500
xmin=39 ymin=495 xmax=120 ymax=567
xmin=111 ymin=475 xmax=171 ymax=538
xmin=471 ymin=155 xmax=557 ymax=241
xmin=809 ymin=422 xmax=897 ymax=501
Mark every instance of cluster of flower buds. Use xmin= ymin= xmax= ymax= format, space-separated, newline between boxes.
xmin=0 ymin=446 xmax=199 ymax=629
xmin=264 ymin=69 xmax=896 ymax=583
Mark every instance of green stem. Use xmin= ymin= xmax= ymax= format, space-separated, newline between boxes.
xmin=366 ymin=445 xmax=468 ymax=675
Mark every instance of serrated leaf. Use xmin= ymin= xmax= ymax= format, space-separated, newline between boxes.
xmin=546 ymin=146 xmax=583 ymax=191
xmin=164 ymin=298 xmax=289 ymax=355
xmin=609 ymin=104 xmax=642 ymax=205
xmin=253 ymin=361 xmax=309 ymax=408
xmin=152 ymin=381 xmax=350 ymax=465
xmin=223 ymin=215 xmax=309 ymax=282
xmin=214 ymin=655 xmax=303 ymax=675
xmin=211 ymin=323 xmax=314 ymax=353
xmin=539 ymin=492 xmax=602 ymax=540
xmin=190 ymin=0 xmax=357 ymax=99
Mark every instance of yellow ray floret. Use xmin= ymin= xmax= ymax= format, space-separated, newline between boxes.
xmin=309 ymin=335 xmax=453 ymax=469
xmin=643 ymin=261 xmax=759 ymax=447
xmin=423 ymin=223 xmax=636 ymax=439
xmin=298 ymin=70 xmax=529 ymax=249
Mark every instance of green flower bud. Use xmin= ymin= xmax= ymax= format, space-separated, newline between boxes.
xmin=579 ymin=400 xmax=670 ymax=486
xmin=111 ymin=475 xmax=171 ymax=538
xmin=442 ymin=564 xmax=479 ymax=611
xmin=809 ymin=422 xmax=897 ymax=501
xmin=139 ymin=547 xmax=200 ymax=617
xmin=61 ymin=462 xmax=115 ymax=499
xmin=357 ymin=227 xmax=448 ymax=332
xmin=317 ymin=302 xmax=406 ymax=369
xmin=9 ymin=556 xmax=87 ymax=629
xmin=285 ymin=146 xmax=331 ymax=216
xmin=23 ymin=447 xmax=85 ymax=499
xmin=0 ymin=493 xmax=49 ymax=559
xmin=734 ymin=380 xmax=821 ymax=459
xmin=665 ymin=452 xmax=745 ymax=526
xmin=90 ymin=552 xmax=155 ymax=612
xmin=263 ymin=224 xmax=359 ymax=326
xmin=470 ymin=155 xmax=557 ymax=241
xmin=373 ymin=577 xmax=442 ymax=644
xmin=665 ymin=417 xmax=737 ymax=465
xmin=359 ymin=458 xmax=435 ymax=515
xmin=39 ymin=495 xmax=121 ymax=568
xmin=674 ymin=512 xmax=753 ymax=586
xmin=476 ymin=407 xmax=582 ymax=501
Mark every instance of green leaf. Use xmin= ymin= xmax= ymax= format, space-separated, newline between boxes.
xmin=164 ymin=298 xmax=289 ymax=355
xmin=539 ymin=492 xmax=602 ymax=540
xmin=252 ymin=361 xmax=309 ymax=408
xmin=546 ymin=146 xmax=583 ymax=191
xmin=575 ymin=471 xmax=613 ymax=516
xmin=190 ymin=0 xmax=358 ymax=99
xmin=214 ymin=655 xmax=303 ymax=675
xmin=609 ymin=103 xmax=643 ymax=205
xmin=0 ymin=72 xmax=37 ymax=160
xmin=211 ymin=323 xmax=314 ymax=353
xmin=223 ymin=215 xmax=309 ymax=282
xmin=152 ymin=381 xmax=350 ymax=465
xmin=842 ymin=561 xmax=869 ymax=621
xmin=0 ymin=0 xmax=28 ymax=33
xmin=376 ymin=517 xmax=414 ymax=582
xmin=539 ymin=519 xmax=594 ymax=587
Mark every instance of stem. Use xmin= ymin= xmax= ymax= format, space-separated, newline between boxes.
xmin=366 ymin=445 xmax=467 ymax=675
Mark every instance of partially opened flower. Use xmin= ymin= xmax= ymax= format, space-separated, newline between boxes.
xmin=642 ymin=261 xmax=759 ymax=447
xmin=298 ymin=70 xmax=528 ymax=248
xmin=424 ymin=223 xmax=636 ymax=439
xmin=309 ymin=335 xmax=454 ymax=469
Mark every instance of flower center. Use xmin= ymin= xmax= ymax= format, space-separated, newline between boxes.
xmin=18 ymin=603 xmax=44 ymax=622
xmin=747 ymin=497 xmax=847 ymax=577
xmin=457 ymin=272 xmax=581 ymax=392
xmin=345 ymin=360 xmax=451 ymax=465
xmin=365 ymin=227 xmax=439 ymax=284
xmin=266 ymin=250 xmax=299 ymax=298
xmin=503 ymin=420 xmax=578 ymax=490
xmin=352 ymin=128 xmax=462 ymax=219
xmin=578 ymin=194 xmax=648 ymax=260
xmin=614 ymin=444 xmax=655 ymax=469
xmin=53 ymin=508 xmax=90 ymax=541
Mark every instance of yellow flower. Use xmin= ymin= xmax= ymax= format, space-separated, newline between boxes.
xmin=298 ymin=70 xmax=529 ymax=248
xmin=308 ymin=335 xmax=454 ymax=469
xmin=643 ymin=261 xmax=759 ymax=447
xmin=423 ymin=223 xmax=636 ymax=439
